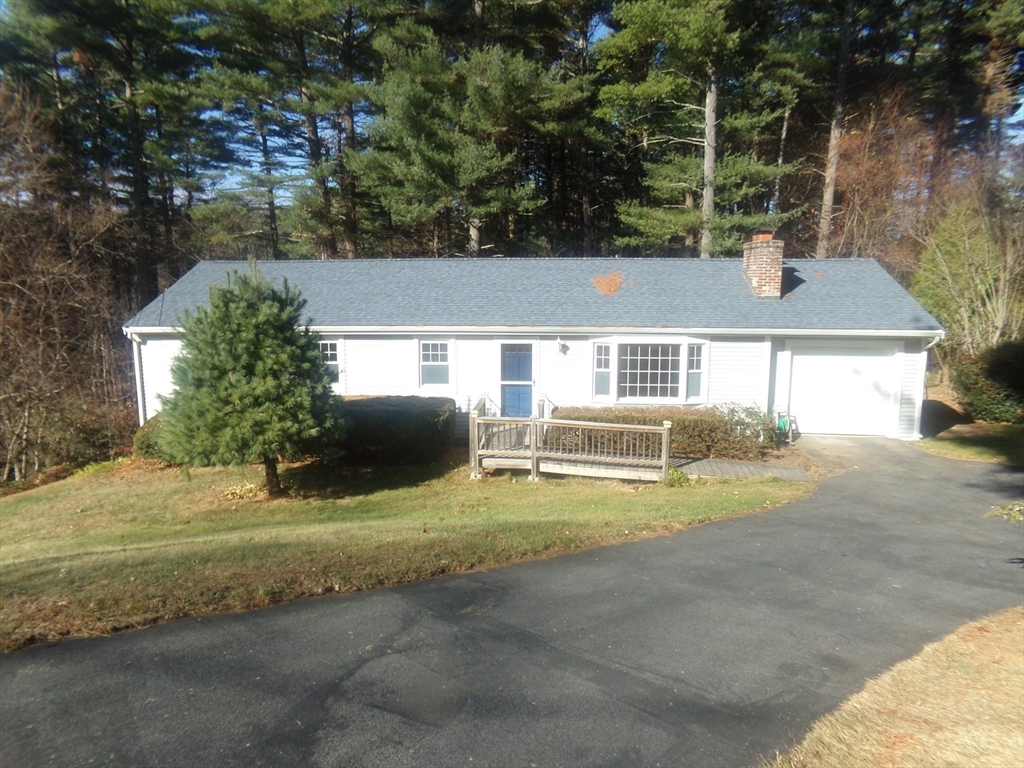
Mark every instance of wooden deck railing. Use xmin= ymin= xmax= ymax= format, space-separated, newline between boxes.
xmin=469 ymin=412 xmax=672 ymax=482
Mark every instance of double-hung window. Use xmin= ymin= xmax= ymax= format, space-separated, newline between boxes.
xmin=686 ymin=343 xmax=704 ymax=400
xmin=594 ymin=344 xmax=611 ymax=397
xmin=320 ymin=341 xmax=339 ymax=383
xmin=421 ymin=342 xmax=449 ymax=385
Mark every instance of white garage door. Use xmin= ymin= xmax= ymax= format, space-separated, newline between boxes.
xmin=788 ymin=342 xmax=899 ymax=436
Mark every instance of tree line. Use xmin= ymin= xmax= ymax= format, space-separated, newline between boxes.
xmin=1 ymin=0 xmax=1022 ymax=481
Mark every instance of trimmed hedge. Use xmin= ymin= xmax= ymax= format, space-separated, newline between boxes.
xmin=339 ymin=396 xmax=456 ymax=464
xmin=551 ymin=404 xmax=776 ymax=460
xmin=950 ymin=340 xmax=1024 ymax=423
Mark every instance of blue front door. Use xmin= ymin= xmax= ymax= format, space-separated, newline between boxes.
xmin=501 ymin=344 xmax=533 ymax=417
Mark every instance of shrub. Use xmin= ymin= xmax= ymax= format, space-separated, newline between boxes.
xmin=133 ymin=413 xmax=169 ymax=461
xmin=550 ymin=404 xmax=776 ymax=460
xmin=339 ymin=396 xmax=456 ymax=464
xmin=44 ymin=402 xmax=137 ymax=467
xmin=950 ymin=340 xmax=1024 ymax=423
xmin=983 ymin=340 xmax=1024 ymax=402
xmin=157 ymin=269 xmax=338 ymax=496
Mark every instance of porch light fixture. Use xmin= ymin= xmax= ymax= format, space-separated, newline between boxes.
xmin=557 ymin=337 xmax=569 ymax=354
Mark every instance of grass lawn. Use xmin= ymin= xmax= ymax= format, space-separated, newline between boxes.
xmin=0 ymin=458 xmax=808 ymax=653
xmin=917 ymin=423 xmax=1024 ymax=466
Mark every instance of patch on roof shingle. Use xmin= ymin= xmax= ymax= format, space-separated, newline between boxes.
xmin=593 ymin=271 xmax=624 ymax=296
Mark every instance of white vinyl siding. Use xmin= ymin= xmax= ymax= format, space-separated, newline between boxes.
xmin=345 ymin=338 xmax=417 ymax=395
xmin=534 ymin=335 xmax=583 ymax=413
xmin=131 ymin=329 xmax=929 ymax=440
xmin=707 ymin=337 xmax=770 ymax=408
xmin=898 ymin=341 xmax=928 ymax=439
xmin=454 ymin=337 xmax=496 ymax=412
xmin=139 ymin=336 xmax=182 ymax=420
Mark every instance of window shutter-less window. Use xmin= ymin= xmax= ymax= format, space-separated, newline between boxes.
xmin=594 ymin=344 xmax=611 ymax=396
xmin=686 ymin=344 xmax=703 ymax=399
xmin=421 ymin=342 xmax=449 ymax=385
xmin=320 ymin=342 xmax=340 ymax=383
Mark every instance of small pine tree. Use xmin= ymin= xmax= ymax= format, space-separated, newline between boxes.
xmin=158 ymin=267 xmax=338 ymax=496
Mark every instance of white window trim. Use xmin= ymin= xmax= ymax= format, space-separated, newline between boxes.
xmin=684 ymin=341 xmax=708 ymax=404
xmin=592 ymin=336 xmax=709 ymax=405
xmin=418 ymin=339 xmax=453 ymax=388
xmin=593 ymin=341 xmax=613 ymax=401
xmin=319 ymin=339 xmax=342 ymax=389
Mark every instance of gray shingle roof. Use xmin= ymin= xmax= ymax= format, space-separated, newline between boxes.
xmin=124 ymin=258 xmax=943 ymax=334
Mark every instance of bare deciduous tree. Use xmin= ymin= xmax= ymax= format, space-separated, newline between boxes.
xmin=1 ymin=84 xmax=136 ymax=484
xmin=830 ymin=91 xmax=940 ymax=281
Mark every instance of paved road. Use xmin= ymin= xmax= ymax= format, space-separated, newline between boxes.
xmin=2 ymin=438 xmax=1022 ymax=768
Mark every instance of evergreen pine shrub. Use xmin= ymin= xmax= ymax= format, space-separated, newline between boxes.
xmin=157 ymin=268 xmax=341 ymax=495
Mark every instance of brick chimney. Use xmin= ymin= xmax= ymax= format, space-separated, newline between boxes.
xmin=743 ymin=229 xmax=784 ymax=298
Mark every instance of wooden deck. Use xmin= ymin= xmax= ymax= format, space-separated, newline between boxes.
xmin=468 ymin=409 xmax=808 ymax=483
xmin=480 ymin=456 xmax=666 ymax=481
xmin=470 ymin=413 xmax=672 ymax=482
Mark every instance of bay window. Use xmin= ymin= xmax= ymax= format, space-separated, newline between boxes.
xmin=618 ymin=344 xmax=680 ymax=398
xmin=591 ymin=339 xmax=707 ymax=403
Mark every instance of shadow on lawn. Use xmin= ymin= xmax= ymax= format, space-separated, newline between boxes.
xmin=920 ymin=399 xmax=973 ymax=438
xmin=280 ymin=447 xmax=469 ymax=499
xmin=934 ymin=424 xmax=1024 ymax=467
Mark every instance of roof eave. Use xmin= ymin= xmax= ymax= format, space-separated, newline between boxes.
xmin=124 ymin=324 xmax=945 ymax=338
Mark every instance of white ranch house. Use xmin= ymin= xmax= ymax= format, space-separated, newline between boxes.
xmin=123 ymin=237 xmax=944 ymax=440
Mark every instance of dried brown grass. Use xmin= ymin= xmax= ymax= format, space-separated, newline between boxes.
xmin=770 ymin=607 xmax=1024 ymax=768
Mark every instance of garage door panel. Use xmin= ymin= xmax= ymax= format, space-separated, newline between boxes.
xmin=788 ymin=343 xmax=898 ymax=436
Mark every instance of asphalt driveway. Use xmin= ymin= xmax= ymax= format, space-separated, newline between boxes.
xmin=2 ymin=437 xmax=1022 ymax=768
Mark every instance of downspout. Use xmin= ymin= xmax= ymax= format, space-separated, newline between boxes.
xmin=125 ymin=329 xmax=147 ymax=425
xmin=914 ymin=334 xmax=943 ymax=441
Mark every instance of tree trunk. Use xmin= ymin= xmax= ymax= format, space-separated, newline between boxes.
xmin=685 ymin=190 xmax=696 ymax=252
xmin=815 ymin=0 xmax=854 ymax=260
xmin=264 ymin=456 xmax=283 ymax=497
xmin=123 ymin=35 xmax=157 ymax=306
xmin=338 ymin=5 xmax=358 ymax=260
xmin=700 ymin=62 xmax=718 ymax=259
xmin=474 ymin=0 xmax=485 ymax=49
xmin=295 ymin=34 xmax=340 ymax=260
xmin=469 ymin=217 xmax=482 ymax=256
xmin=259 ymin=125 xmax=281 ymax=259
xmin=773 ymin=103 xmax=792 ymax=214
xmin=339 ymin=99 xmax=358 ymax=260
